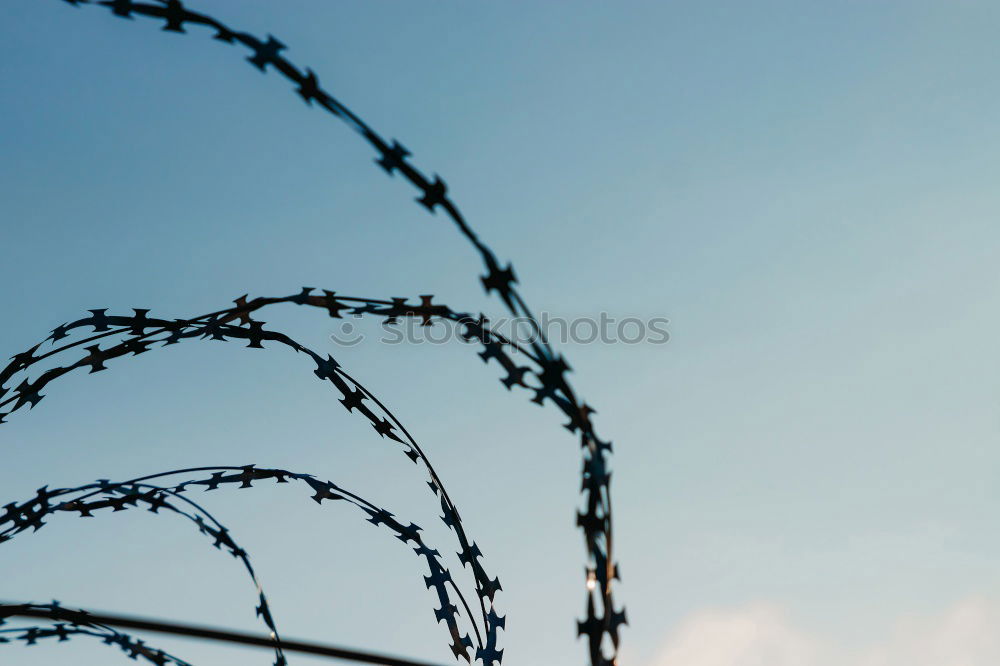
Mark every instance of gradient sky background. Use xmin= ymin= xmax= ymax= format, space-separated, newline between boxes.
xmin=2 ymin=1 xmax=1000 ymax=665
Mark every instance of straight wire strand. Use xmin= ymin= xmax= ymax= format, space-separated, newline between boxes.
xmin=2 ymin=605 xmax=450 ymax=666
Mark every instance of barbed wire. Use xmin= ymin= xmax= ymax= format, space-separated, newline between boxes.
xmin=0 ymin=602 xmax=194 ymax=666
xmin=5 ymin=478 xmax=291 ymax=666
xmin=8 ymin=1 xmax=626 ymax=663
xmin=1 ymin=602 xmax=457 ymax=666
xmin=1 ymin=465 xmax=500 ymax=662
xmin=0 ymin=296 xmax=503 ymax=661
xmin=0 ymin=286 xmax=614 ymax=661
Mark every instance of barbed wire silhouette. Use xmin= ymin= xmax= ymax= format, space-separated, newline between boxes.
xmin=1 ymin=601 xmax=461 ymax=666
xmin=1 ymin=602 xmax=194 ymax=666
xmin=1 ymin=295 xmax=503 ymax=662
xmin=3 ymin=1 xmax=626 ymax=664
xmin=1 ymin=465 xmax=501 ymax=663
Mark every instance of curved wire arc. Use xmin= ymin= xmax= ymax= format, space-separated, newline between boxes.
xmin=1 ymin=467 xmax=491 ymax=660
xmin=19 ymin=0 xmax=625 ymax=661
xmin=0 ymin=297 xmax=505 ymax=654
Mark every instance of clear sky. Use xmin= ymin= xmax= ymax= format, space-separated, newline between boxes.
xmin=2 ymin=1 xmax=1000 ymax=665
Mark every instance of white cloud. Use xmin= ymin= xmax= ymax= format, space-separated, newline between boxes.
xmin=651 ymin=604 xmax=820 ymax=666
xmin=651 ymin=599 xmax=1000 ymax=666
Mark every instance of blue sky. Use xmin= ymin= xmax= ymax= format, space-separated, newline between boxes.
xmin=2 ymin=1 xmax=1000 ymax=665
